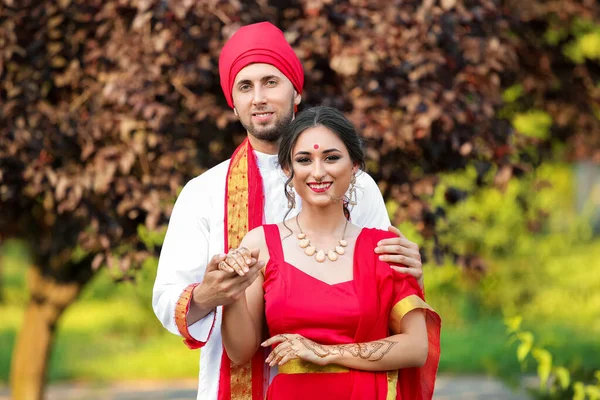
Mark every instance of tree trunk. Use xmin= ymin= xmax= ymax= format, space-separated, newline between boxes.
xmin=10 ymin=266 xmax=88 ymax=400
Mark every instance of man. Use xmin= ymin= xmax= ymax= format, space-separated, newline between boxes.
xmin=152 ymin=22 xmax=424 ymax=400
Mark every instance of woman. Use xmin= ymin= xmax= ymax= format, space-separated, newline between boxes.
xmin=220 ymin=106 xmax=440 ymax=399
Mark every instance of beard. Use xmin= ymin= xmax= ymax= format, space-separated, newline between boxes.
xmin=242 ymin=101 xmax=295 ymax=143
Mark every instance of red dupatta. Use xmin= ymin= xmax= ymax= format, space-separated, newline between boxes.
xmin=352 ymin=228 xmax=441 ymax=400
xmin=218 ymin=138 xmax=267 ymax=400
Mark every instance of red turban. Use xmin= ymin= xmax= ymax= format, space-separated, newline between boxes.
xmin=219 ymin=22 xmax=304 ymax=108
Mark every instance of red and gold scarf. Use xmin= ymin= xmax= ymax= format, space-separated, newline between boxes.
xmin=218 ymin=138 xmax=266 ymax=400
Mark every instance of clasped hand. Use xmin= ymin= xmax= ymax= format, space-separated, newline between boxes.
xmin=217 ymin=247 xmax=260 ymax=277
xmin=194 ymin=247 xmax=263 ymax=310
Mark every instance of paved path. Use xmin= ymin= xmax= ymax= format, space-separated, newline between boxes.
xmin=0 ymin=376 xmax=531 ymax=399
xmin=434 ymin=375 xmax=530 ymax=400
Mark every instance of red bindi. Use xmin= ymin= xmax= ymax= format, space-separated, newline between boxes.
xmin=313 ymin=144 xmax=319 ymax=149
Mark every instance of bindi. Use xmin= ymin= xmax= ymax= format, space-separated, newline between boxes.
xmin=313 ymin=144 xmax=319 ymax=149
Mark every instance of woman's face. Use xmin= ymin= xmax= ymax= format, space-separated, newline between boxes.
xmin=288 ymin=125 xmax=357 ymax=208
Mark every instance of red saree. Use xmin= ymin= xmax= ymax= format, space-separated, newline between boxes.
xmin=351 ymin=228 xmax=441 ymax=399
xmin=263 ymin=226 xmax=441 ymax=399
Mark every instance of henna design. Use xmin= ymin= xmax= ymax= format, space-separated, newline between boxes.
xmin=269 ymin=335 xmax=301 ymax=364
xmin=297 ymin=338 xmax=331 ymax=358
xmin=299 ymin=338 xmax=396 ymax=362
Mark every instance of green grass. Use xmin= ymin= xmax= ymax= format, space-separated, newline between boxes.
xmin=0 ymin=300 xmax=199 ymax=383
xmin=0 ymin=245 xmax=199 ymax=383
xmin=0 ymin=327 xmax=16 ymax=383
xmin=440 ymin=316 xmax=600 ymax=379
xmin=0 ymin=239 xmax=29 ymax=306
xmin=52 ymin=299 xmax=198 ymax=381
xmin=440 ymin=316 xmax=520 ymax=375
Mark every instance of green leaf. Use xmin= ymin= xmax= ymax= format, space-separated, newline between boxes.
xmin=504 ymin=315 xmax=522 ymax=333
xmin=516 ymin=331 xmax=534 ymax=346
xmin=544 ymin=26 xmax=568 ymax=46
xmin=512 ymin=110 xmax=552 ymax=140
xmin=532 ymin=348 xmax=553 ymax=391
xmin=137 ymin=224 xmax=152 ymax=251
xmin=587 ymin=385 xmax=600 ymax=400
xmin=579 ymin=32 xmax=600 ymax=60
xmin=553 ymin=366 xmax=570 ymax=389
xmin=563 ymin=41 xmax=586 ymax=64
xmin=142 ymin=256 xmax=159 ymax=271
xmin=71 ymin=245 xmax=89 ymax=263
xmin=517 ymin=342 xmax=531 ymax=363
xmin=148 ymin=226 xmax=167 ymax=246
xmin=572 ymin=17 xmax=597 ymax=36
xmin=137 ymin=225 xmax=166 ymax=252
xmin=502 ymin=84 xmax=524 ymax=103
xmin=386 ymin=200 xmax=399 ymax=220
xmin=396 ymin=221 xmax=425 ymax=247
xmin=574 ymin=382 xmax=586 ymax=400
xmin=515 ymin=330 xmax=533 ymax=365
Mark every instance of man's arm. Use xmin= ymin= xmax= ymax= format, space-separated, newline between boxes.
xmin=153 ymin=171 xmax=265 ymax=347
xmin=351 ymin=171 xmax=424 ymax=288
xmin=152 ymin=177 xmax=216 ymax=345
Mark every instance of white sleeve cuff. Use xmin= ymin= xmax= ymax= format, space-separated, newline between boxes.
xmin=187 ymin=308 xmax=216 ymax=342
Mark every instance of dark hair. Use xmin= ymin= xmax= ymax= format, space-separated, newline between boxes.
xmin=278 ymin=106 xmax=366 ymax=230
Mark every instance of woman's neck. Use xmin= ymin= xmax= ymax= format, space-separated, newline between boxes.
xmin=296 ymin=203 xmax=347 ymax=237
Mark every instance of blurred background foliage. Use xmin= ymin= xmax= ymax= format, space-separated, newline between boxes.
xmin=1 ymin=0 xmax=599 ymax=398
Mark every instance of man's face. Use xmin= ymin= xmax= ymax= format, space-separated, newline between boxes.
xmin=231 ymin=63 xmax=301 ymax=142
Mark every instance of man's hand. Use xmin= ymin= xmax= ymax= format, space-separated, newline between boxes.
xmin=188 ymin=250 xmax=264 ymax=325
xmin=375 ymin=226 xmax=424 ymax=289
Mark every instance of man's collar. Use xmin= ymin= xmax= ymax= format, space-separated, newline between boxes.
xmin=253 ymin=150 xmax=279 ymax=170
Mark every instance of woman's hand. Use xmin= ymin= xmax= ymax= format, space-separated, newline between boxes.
xmin=217 ymin=247 xmax=260 ymax=277
xmin=262 ymin=334 xmax=333 ymax=367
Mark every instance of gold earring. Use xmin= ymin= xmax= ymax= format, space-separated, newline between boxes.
xmin=348 ymin=174 xmax=357 ymax=206
xmin=287 ymin=183 xmax=296 ymax=209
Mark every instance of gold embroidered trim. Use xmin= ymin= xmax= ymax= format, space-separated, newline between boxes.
xmin=226 ymin=145 xmax=249 ymax=251
xmin=230 ymin=362 xmax=253 ymax=399
xmin=174 ymin=283 xmax=202 ymax=348
xmin=386 ymin=370 xmax=398 ymax=400
xmin=227 ymin=142 xmax=253 ymax=399
xmin=278 ymin=359 xmax=349 ymax=374
xmin=391 ymin=294 xmax=435 ymax=321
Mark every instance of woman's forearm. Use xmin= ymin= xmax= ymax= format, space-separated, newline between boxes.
xmin=221 ymin=297 xmax=260 ymax=365
xmin=306 ymin=334 xmax=428 ymax=371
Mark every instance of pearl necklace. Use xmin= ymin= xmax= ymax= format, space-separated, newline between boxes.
xmin=295 ymin=214 xmax=349 ymax=263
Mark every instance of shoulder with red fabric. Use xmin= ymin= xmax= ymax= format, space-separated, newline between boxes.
xmin=360 ymin=227 xmax=424 ymax=300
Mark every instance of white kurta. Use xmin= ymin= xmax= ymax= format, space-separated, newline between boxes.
xmin=152 ymin=150 xmax=391 ymax=400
